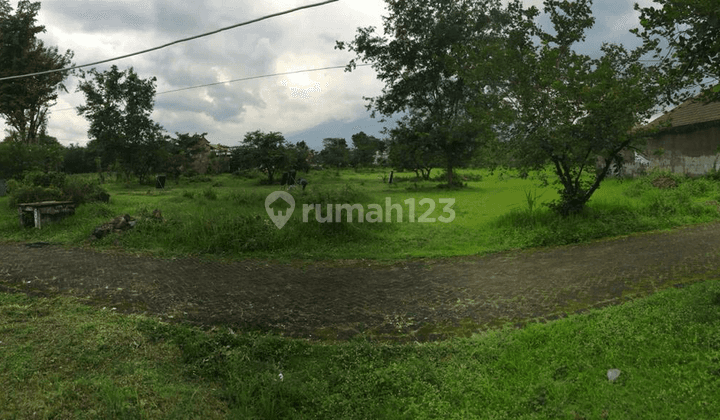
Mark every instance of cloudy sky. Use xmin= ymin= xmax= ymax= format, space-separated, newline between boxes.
xmin=2 ymin=0 xmax=661 ymax=150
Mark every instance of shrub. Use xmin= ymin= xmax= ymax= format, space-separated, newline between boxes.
xmin=7 ymin=173 xmax=110 ymax=207
xmin=8 ymin=184 xmax=64 ymax=207
xmin=22 ymin=171 xmax=66 ymax=189
xmin=62 ymin=178 xmax=110 ymax=204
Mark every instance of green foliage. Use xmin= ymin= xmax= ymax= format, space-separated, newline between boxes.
xmin=76 ymin=65 xmax=166 ymax=183
xmin=8 ymin=183 xmax=63 ymax=207
xmin=3 ymin=278 xmax=719 ymax=418
xmin=7 ymin=171 xmax=109 ymax=207
xmin=0 ymin=140 xmax=64 ymax=179
xmin=318 ymin=137 xmax=350 ymax=168
xmin=286 ymin=140 xmax=312 ymax=173
xmin=337 ymin=0 xmax=511 ymax=187
xmin=61 ymin=177 xmax=110 ymax=205
xmin=387 ymin=117 xmax=442 ymax=180
xmin=350 ymin=132 xmax=384 ymax=167
xmin=62 ymin=143 xmax=97 ymax=174
xmin=633 ymin=0 xmax=720 ymax=103
xmin=459 ymin=0 xmax=664 ymax=216
xmin=0 ymin=0 xmax=74 ymax=144
xmin=233 ymin=130 xmax=288 ymax=184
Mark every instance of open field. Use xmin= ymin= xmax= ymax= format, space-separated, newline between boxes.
xmin=1 ymin=168 xmax=720 ymax=260
xmin=2 ymin=169 xmax=720 ymax=418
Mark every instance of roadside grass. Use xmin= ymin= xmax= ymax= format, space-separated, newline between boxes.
xmin=2 ymin=278 xmax=719 ymax=419
xmin=1 ymin=169 xmax=719 ymax=260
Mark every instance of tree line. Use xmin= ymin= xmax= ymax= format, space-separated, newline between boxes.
xmin=2 ymin=0 xmax=717 ymax=215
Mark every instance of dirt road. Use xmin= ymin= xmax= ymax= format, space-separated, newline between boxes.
xmin=2 ymin=222 xmax=720 ymax=341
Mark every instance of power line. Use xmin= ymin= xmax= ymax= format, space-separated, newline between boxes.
xmin=156 ymin=64 xmax=370 ymax=95
xmin=47 ymin=63 xmax=372 ymax=113
xmin=0 ymin=0 xmax=339 ymax=82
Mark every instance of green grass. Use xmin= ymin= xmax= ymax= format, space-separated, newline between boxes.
xmin=2 ymin=168 xmax=719 ymax=261
xmin=2 ymin=278 xmax=719 ymax=419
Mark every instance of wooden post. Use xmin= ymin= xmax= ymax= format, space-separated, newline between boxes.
xmin=389 ymin=171 xmax=394 ymax=184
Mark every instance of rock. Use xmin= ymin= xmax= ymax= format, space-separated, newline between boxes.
xmin=607 ymin=369 xmax=621 ymax=382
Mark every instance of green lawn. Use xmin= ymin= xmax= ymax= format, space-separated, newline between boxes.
xmin=1 ymin=168 xmax=719 ymax=261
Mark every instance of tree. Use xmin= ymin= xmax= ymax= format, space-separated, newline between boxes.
xmin=387 ymin=116 xmax=442 ymax=179
xmin=0 ymin=134 xmax=63 ymax=179
xmin=350 ymin=131 xmax=384 ymax=167
xmin=62 ymin=143 xmax=97 ymax=174
xmin=76 ymin=65 xmax=165 ymax=183
xmin=236 ymin=130 xmax=288 ymax=183
xmin=336 ymin=0 xmax=512 ymax=186
xmin=0 ymin=0 xmax=74 ymax=144
xmin=632 ymin=0 xmax=720 ymax=103
xmin=318 ymin=138 xmax=349 ymax=168
xmin=286 ymin=140 xmax=312 ymax=173
xmin=458 ymin=0 xmax=663 ymax=215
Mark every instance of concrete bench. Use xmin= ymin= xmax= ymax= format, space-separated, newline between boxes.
xmin=18 ymin=201 xmax=75 ymax=229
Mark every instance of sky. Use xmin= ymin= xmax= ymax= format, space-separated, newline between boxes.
xmin=2 ymin=0 xmax=661 ymax=151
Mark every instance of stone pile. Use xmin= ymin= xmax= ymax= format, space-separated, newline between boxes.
xmin=90 ymin=214 xmax=136 ymax=241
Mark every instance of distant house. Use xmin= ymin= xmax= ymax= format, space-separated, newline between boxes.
xmin=209 ymin=143 xmax=231 ymax=157
xmin=615 ymin=93 xmax=720 ymax=177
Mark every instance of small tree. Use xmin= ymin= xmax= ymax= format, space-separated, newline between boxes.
xmin=458 ymin=0 xmax=662 ymax=215
xmin=387 ymin=116 xmax=443 ymax=180
xmin=238 ymin=130 xmax=288 ymax=183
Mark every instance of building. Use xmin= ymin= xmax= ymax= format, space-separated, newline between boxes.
xmin=618 ymin=94 xmax=720 ymax=177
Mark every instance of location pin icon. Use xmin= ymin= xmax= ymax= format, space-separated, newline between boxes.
xmin=265 ymin=191 xmax=295 ymax=229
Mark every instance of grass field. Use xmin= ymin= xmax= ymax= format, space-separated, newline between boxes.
xmin=2 ymin=168 xmax=720 ymax=418
xmin=1 ymin=167 xmax=720 ymax=261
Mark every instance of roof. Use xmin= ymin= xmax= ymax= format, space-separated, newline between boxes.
xmin=645 ymin=95 xmax=720 ymax=130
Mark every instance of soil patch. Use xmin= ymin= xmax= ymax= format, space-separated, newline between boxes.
xmin=2 ymin=222 xmax=720 ymax=341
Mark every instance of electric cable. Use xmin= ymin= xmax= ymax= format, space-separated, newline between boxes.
xmin=0 ymin=0 xmax=339 ymax=82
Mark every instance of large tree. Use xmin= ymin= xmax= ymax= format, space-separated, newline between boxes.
xmin=76 ymin=65 xmax=165 ymax=183
xmin=632 ymin=0 xmax=720 ymax=103
xmin=0 ymin=0 xmax=73 ymax=144
xmin=459 ymin=0 xmax=663 ymax=215
xmin=336 ymin=0 xmax=512 ymax=186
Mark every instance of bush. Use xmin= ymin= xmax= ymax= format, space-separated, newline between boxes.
xmin=8 ymin=184 xmax=64 ymax=207
xmin=7 ymin=172 xmax=110 ymax=207
xmin=22 ymin=171 xmax=66 ymax=189
xmin=62 ymin=178 xmax=110 ymax=204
